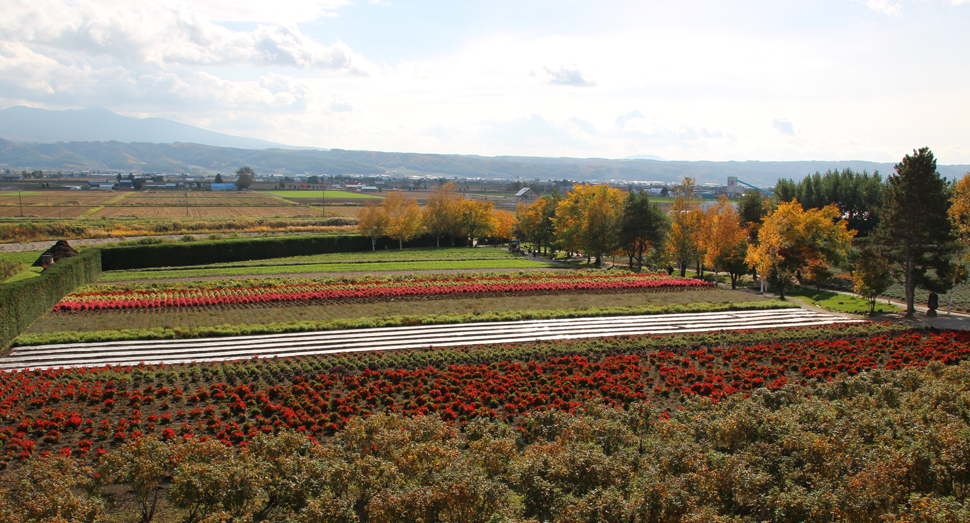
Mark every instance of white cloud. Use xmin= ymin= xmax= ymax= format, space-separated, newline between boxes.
xmin=862 ymin=0 xmax=903 ymax=16
xmin=772 ymin=119 xmax=795 ymax=135
xmin=0 ymin=0 xmax=371 ymax=72
xmin=541 ymin=66 xmax=596 ymax=87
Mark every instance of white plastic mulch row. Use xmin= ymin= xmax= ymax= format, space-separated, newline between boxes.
xmin=0 ymin=308 xmax=862 ymax=372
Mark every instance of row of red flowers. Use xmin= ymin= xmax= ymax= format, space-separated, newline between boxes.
xmin=53 ymin=273 xmax=711 ymax=312
xmin=0 ymin=325 xmax=966 ymax=463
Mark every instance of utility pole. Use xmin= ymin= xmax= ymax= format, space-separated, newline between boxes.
xmin=185 ymin=192 xmax=189 ymax=218
xmin=18 ymin=190 xmax=23 ymax=217
xmin=322 ymin=186 xmax=326 ymax=217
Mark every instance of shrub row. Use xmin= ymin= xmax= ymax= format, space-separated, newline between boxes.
xmin=0 ymin=250 xmax=101 ymax=348
xmin=100 ymin=234 xmax=443 ymax=270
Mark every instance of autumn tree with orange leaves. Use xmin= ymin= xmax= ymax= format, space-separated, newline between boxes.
xmin=746 ymin=199 xmax=855 ymax=299
xmin=700 ymin=196 xmax=748 ymax=288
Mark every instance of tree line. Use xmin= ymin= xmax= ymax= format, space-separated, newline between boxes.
xmin=358 ymin=148 xmax=969 ymax=317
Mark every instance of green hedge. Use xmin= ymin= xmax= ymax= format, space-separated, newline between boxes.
xmin=0 ymin=249 xmax=101 ymax=348
xmin=100 ymin=234 xmax=441 ymax=271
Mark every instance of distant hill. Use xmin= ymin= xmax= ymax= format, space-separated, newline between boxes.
xmin=0 ymin=106 xmax=300 ymax=150
xmin=0 ymin=137 xmax=967 ymax=186
xmin=0 ymin=140 xmax=381 ymax=175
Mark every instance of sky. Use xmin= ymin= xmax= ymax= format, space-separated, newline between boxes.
xmin=1 ymin=0 xmax=968 ymax=163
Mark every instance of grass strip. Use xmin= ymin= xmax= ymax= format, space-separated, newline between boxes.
xmin=785 ymin=286 xmax=904 ymax=314
xmin=12 ymin=300 xmax=797 ymax=347
xmin=98 ymin=259 xmax=554 ymax=281
xmin=78 ymin=205 xmax=104 ymax=217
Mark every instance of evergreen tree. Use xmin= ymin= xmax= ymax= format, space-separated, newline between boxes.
xmin=873 ymin=148 xmax=959 ymax=316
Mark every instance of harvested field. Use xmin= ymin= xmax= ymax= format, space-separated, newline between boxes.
xmin=265 ymin=190 xmax=382 ymax=199
xmin=0 ymin=194 xmax=114 ymax=206
xmin=0 ymin=206 xmax=95 ymax=218
xmin=88 ymin=206 xmax=324 ymax=219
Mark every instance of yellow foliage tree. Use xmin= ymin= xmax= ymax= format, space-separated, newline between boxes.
xmin=745 ymin=199 xmax=855 ymax=299
xmin=459 ymin=199 xmax=497 ymax=246
xmin=949 ymin=173 xmax=970 ymax=263
xmin=700 ymin=196 xmax=748 ymax=288
xmin=667 ymin=177 xmax=704 ymax=277
xmin=383 ymin=190 xmax=423 ymax=250
xmin=423 ymin=182 xmax=463 ymax=247
xmin=553 ymin=184 xmax=624 ymax=267
xmin=357 ymin=199 xmax=387 ymax=251
xmin=493 ymin=210 xmax=516 ymax=244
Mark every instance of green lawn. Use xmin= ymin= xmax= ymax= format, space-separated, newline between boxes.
xmin=785 ymin=286 xmax=902 ymax=315
xmin=0 ymin=251 xmax=43 ymax=283
xmin=263 ymin=190 xmax=383 ymax=199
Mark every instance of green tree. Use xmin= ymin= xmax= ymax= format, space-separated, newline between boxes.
xmin=775 ymin=168 xmax=883 ymax=236
xmin=872 ymin=147 xmax=959 ymax=316
xmin=215 ymin=173 xmax=224 ymax=184
xmin=235 ymin=166 xmax=255 ymax=189
xmin=851 ymin=240 xmax=893 ymax=314
xmin=619 ymin=191 xmax=669 ymax=272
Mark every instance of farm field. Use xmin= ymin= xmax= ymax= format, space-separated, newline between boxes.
xmin=264 ymin=190 xmax=383 ymax=199
xmin=87 ymin=205 xmax=324 ymax=219
xmin=4 ymin=323 xmax=970 ymax=520
xmin=0 ymin=190 xmax=332 ymax=221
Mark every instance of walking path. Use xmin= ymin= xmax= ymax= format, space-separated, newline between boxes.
xmin=0 ymin=308 xmax=860 ymax=372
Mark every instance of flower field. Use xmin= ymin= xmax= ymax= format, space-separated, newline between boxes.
xmin=52 ymin=272 xmax=712 ymax=312
xmin=0 ymin=322 xmax=965 ymax=464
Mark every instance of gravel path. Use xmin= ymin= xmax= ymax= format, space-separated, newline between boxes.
xmin=1 ymin=308 xmax=860 ymax=371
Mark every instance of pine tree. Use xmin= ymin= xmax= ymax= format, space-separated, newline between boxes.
xmin=873 ymin=147 xmax=958 ymax=316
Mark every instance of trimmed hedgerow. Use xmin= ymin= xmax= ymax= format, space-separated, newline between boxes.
xmin=0 ymin=250 xmax=101 ymax=348
xmin=98 ymin=234 xmax=442 ymax=271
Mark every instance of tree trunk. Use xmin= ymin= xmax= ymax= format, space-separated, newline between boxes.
xmin=904 ymin=246 xmax=916 ymax=316
xmin=399 ymin=239 xmax=403 ymax=250
xmin=371 ymin=238 xmax=376 ymax=251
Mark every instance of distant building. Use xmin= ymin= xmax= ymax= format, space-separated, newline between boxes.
xmin=360 ymin=185 xmax=379 ymax=192
xmin=211 ymin=183 xmax=236 ymax=191
xmin=514 ymin=187 xmax=539 ymax=202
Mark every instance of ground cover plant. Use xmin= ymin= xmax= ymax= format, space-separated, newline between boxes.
xmin=17 ymin=296 xmax=782 ymax=346
xmin=60 ymin=272 xmax=711 ymax=311
xmin=5 ymin=360 xmax=970 ymax=522
xmin=7 ymin=321 xmax=970 ymax=520
xmin=0 ymin=322 xmax=944 ymax=461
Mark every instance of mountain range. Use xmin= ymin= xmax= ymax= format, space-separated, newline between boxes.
xmin=1 ymin=107 xmax=968 ymax=186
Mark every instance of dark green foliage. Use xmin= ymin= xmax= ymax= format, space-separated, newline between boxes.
xmin=775 ymin=168 xmax=883 ymax=236
xmin=873 ymin=148 xmax=960 ymax=316
xmin=99 ymin=234 xmax=440 ymax=271
xmin=0 ymin=249 xmax=101 ymax=347
xmin=619 ymin=191 xmax=669 ymax=272
xmin=235 ymin=166 xmax=255 ymax=189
